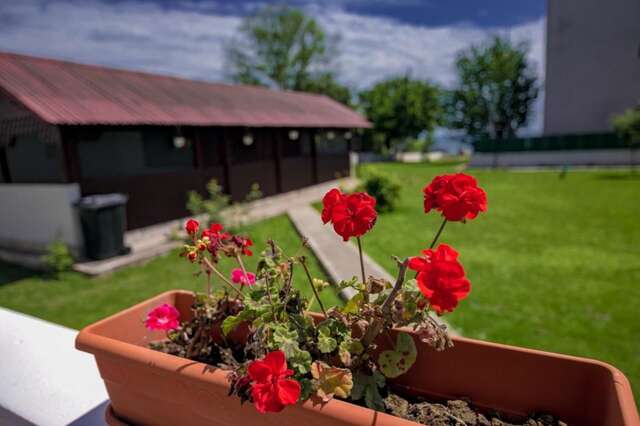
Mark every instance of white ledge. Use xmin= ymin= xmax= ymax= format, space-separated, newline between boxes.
xmin=0 ymin=308 xmax=108 ymax=426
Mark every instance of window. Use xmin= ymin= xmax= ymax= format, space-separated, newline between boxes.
xmin=316 ymin=132 xmax=348 ymax=155
xmin=6 ymin=134 xmax=64 ymax=183
xmin=77 ymin=128 xmax=194 ymax=178
xmin=282 ymin=131 xmax=311 ymax=158
xmin=230 ymin=130 xmax=273 ymax=164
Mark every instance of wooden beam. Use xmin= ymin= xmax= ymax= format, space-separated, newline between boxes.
xmin=273 ymin=129 xmax=283 ymax=193
xmin=0 ymin=145 xmax=10 ymax=183
xmin=59 ymin=126 xmax=81 ymax=183
xmin=310 ymin=129 xmax=319 ymax=184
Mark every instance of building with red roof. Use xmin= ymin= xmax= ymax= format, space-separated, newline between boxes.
xmin=0 ymin=51 xmax=369 ymax=232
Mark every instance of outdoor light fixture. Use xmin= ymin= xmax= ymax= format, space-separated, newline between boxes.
xmin=288 ymin=130 xmax=299 ymax=141
xmin=343 ymin=131 xmax=352 ymax=140
xmin=173 ymin=136 xmax=186 ymax=149
xmin=326 ymin=131 xmax=335 ymax=140
xmin=242 ymin=132 xmax=254 ymax=146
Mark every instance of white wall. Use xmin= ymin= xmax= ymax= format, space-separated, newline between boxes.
xmin=0 ymin=184 xmax=83 ymax=254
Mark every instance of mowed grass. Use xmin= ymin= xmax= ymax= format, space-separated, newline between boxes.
xmin=358 ymin=162 xmax=640 ymax=402
xmin=0 ymin=215 xmax=339 ymax=330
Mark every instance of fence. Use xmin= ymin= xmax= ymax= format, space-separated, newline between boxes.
xmin=473 ymin=132 xmax=627 ymax=153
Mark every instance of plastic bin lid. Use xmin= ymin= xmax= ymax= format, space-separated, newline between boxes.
xmin=77 ymin=193 xmax=128 ymax=209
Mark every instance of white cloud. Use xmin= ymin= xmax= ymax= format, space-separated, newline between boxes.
xmin=0 ymin=0 xmax=545 ymax=134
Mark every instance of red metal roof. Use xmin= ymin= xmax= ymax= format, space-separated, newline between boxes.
xmin=0 ymin=51 xmax=370 ymax=128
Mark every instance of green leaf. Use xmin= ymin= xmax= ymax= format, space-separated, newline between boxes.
xmin=352 ymin=371 xmax=386 ymax=411
xmin=221 ymin=315 xmax=242 ymax=336
xmin=272 ymin=326 xmax=300 ymax=359
xmin=378 ymin=332 xmax=417 ymax=378
xmin=317 ymin=326 xmax=338 ymax=353
xmin=342 ymin=292 xmax=364 ymax=314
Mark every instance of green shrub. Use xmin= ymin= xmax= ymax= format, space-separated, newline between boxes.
xmin=186 ymin=179 xmax=230 ymax=224
xmin=42 ymin=240 xmax=73 ymax=276
xmin=358 ymin=172 xmax=401 ymax=213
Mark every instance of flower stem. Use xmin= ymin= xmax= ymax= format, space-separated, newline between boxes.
xmin=356 ymin=236 xmax=366 ymax=284
xmin=299 ymin=256 xmax=327 ymax=317
xmin=430 ymin=218 xmax=448 ymax=249
xmin=206 ymin=271 xmax=212 ymax=297
xmin=360 ymin=258 xmax=409 ymax=350
xmin=201 ymin=257 xmax=244 ymax=299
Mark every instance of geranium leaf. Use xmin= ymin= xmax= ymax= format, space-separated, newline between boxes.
xmin=311 ymin=361 xmax=353 ymax=402
xmin=378 ymin=332 xmax=417 ymax=378
xmin=352 ymin=371 xmax=385 ymax=411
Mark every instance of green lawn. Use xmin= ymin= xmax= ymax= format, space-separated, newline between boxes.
xmin=0 ymin=215 xmax=339 ymax=330
xmin=357 ymin=162 xmax=640 ymax=402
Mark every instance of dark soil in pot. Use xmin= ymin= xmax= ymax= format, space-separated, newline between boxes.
xmin=383 ymin=393 xmax=567 ymax=426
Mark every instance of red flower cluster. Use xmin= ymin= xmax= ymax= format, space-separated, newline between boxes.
xmin=183 ymin=220 xmax=252 ymax=262
xmin=423 ymin=173 xmax=487 ymax=221
xmin=185 ymin=219 xmax=199 ymax=236
xmin=248 ymin=351 xmax=301 ymax=413
xmin=321 ymin=188 xmax=377 ymax=241
xmin=232 ymin=235 xmax=253 ymax=257
xmin=408 ymin=244 xmax=471 ymax=314
xmin=145 ymin=303 xmax=180 ymax=331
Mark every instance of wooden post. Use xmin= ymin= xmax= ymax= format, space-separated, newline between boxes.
xmin=272 ymin=129 xmax=283 ymax=194
xmin=0 ymin=144 xmax=10 ymax=183
xmin=310 ymin=129 xmax=319 ymax=184
xmin=192 ymin=127 xmax=204 ymax=170
xmin=59 ymin=126 xmax=81 ymax=183
xmin=221 ymin=128 xmax=233 ymax=198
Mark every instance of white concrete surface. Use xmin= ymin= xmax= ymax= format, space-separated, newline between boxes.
xmin=469 ymin=149 xmax=640 ymax=168
xmin=0 ymin=308 xmax=107 ymax=426
xmin=0 ymin=183 xmax=83 ymax=255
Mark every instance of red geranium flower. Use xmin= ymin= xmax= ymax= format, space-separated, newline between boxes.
xmin=321 ymin=188 xmax=345 ymax=224
xmin=248 ymin=350 xmax=301 ymax=413
xmin=201 ymin=223 xmax=229 ymax=243
xmin=423 ymin=173 xmax=487 ymax=221
xmin=332 ymin=192 xmax=377 ymax=241
xmin=408 ymin=244 xmax=471 ymax=314
xmin=185 ymin=219 xmax=199 ymax=236
xmin=145 ymin=303 xmax=180 ymax=331
xmin=232 ymin=235 xmax=253 ymax=256
xmin=322 ymin=189 xmax=377 ymax=241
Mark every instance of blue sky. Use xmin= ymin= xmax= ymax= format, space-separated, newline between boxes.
xmin=0 ymin=0 xmax=546 ymax=134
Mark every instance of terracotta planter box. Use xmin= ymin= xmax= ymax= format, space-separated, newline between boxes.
xmin=76 ymin=290 xmax=639 ymax=425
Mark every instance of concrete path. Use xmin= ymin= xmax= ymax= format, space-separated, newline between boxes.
xmin=288 ymin=205 xmax=396 ymax=299
xmin=287 ymin=205 xmax=457 ymax=335
xmin=0 ymin=308 xmax=108 ymax=426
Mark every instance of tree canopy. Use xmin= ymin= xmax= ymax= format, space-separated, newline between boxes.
xmin=225 ymin=5 xmax=351 ymax=105
xmin=446 ymin=36 xmax=539 ymax=140
xmin=359 ymin=76 xmax=441 ymax=151
xmin=612 ymin=105 xmax=640 ymax=147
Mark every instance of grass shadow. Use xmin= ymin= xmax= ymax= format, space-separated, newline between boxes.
xmin=594 ymin=173 xmax=640 ymax=181
xmin=0 ymin=261 xmax=41 ymax=286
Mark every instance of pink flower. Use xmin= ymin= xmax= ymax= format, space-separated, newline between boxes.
xmin=145 ymin=303 xmax=180 ymax=331
xmin=231 ymin=268 xmax=256 ymax=286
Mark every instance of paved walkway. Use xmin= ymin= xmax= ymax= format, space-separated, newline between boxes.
xmin=73 ymin=178 xmax=357 ymax=276
xmin=288 ymin=205 xmax=397 ymax=299
xmin=287 ymin=205 xmax=456 ymax=335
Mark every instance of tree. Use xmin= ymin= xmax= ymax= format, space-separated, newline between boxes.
xmin=226 ymin=5 xmax=346 ymax=102
xmin=447 ymin=36 xmax=539 ymax=141
xmin=612 ymin=104 xmax=640 ymax=173
xmin=359 ymin=76 xmax=441 ymax=151
xmin=300 ymin=72 xmax=352 ymax=106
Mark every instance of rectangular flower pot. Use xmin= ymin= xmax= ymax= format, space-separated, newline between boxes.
xmin=76 ymin=290 xmax=639 ymax=426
